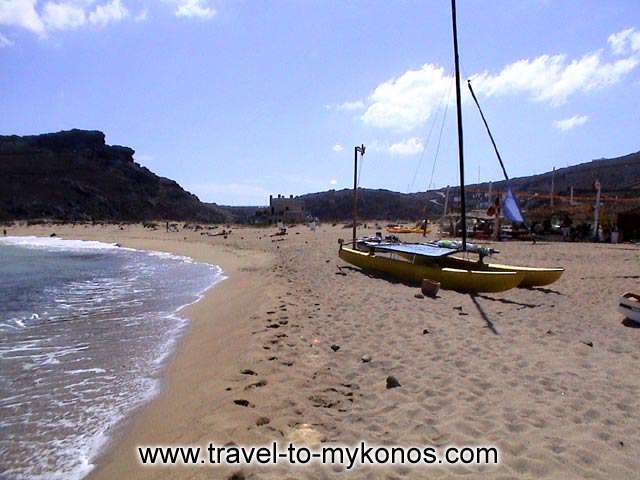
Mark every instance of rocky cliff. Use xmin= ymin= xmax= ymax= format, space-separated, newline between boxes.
xmin=0 ymin=129 xmax=228 ymax=223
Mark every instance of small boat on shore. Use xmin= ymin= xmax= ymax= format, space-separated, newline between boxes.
xmin=337 ymin=0 xmax=565 ymax=294
xmin=619 ymin=292 xmax=640 ymax=324
xmin=339 ymin=236 xmax=563 ymax=292
xmin=339 ymin=239 xmax=523 ymax=293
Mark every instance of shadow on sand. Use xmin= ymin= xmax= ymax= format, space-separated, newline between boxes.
xmin=338 ymin=265 xmax=404 ymax=285
xmin=470 ymin=294 xmax=499 ymax=335
xmin=476 ymin=294 xmax=541 ymax=309
xmin=527 ymin=286 xmax=564 ymax=295
xmin=338 ymin=265 xmax=444 ymax=298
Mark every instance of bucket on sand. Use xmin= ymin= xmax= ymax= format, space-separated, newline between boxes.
xmin=421 ymin=279 xmax=440 ymax=297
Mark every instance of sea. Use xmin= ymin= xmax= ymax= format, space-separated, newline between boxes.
xmin=0 ymin=236 xmax=225 ymax=480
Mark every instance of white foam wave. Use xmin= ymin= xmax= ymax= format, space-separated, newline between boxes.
xmin=0 ymin=236 xmax=120 ymax=251
xmin=0 ymin=234 xmax=227 ymax=480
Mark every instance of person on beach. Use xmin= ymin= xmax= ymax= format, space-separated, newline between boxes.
xmin=561 ymin=215 xmax=572 ymax=241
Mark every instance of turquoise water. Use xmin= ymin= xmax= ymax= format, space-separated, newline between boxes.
xmin=0 ymin=237 xmax=224 ymax=479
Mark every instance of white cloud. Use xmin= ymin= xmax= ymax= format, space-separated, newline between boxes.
xmin=325 ymin=100 xmax=366 ymax=111
xmin=329 ymin=179 xmax=337 ymax=186
xmin=0 ymin=32 xmax=13 ymax=46
xmin=554 ymin=114 xmax=589 ymax=131
xmin=43 ymin=2 xmax=86 ymax=30
xmin=134 ymin=8 xmax=147 ymax=21
xmin=388 ymin=137 xmax=424 ymax=156
xmin=472 ymin=52 xmax=638 ymax=106
xmin=0 ymin=0 xmax=46 ymax=35
xmin=608 ymin=28 xmax=640 ymax=55
xmin=353 ymin=28 xmax=640 ymax=131
xmin=335 ymin=100 xmax=365 ymax=111
xmin=332 ymin=144 xmax=344 ymax=152
xmin=362 ymin=63 xmax=452 ymax=131
xmin=1 ymin=0 xmax=133 ymax=36
xmin=175 ymin=0 xmax=215 ymax=19
xmin=89 ymin=0 xmax=128 ymax=26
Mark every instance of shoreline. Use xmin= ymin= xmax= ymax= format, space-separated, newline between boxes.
xmin=4 ymin=223 xmax=640 ymax=479
xmin=5 ymin=224 xmax=274 ymax=480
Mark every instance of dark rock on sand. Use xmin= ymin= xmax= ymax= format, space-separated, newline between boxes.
xmin=386 ymin=376 xmax=401 ymax=389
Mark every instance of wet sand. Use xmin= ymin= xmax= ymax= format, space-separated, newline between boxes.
xmin=6 ymin=222 xmax=640 ymax=479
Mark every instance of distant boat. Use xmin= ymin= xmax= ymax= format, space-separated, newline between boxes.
xmin=338 ymin=0 xmax=564 ymax=293
xmin=386 ymin=221 xmax=431 ymax=235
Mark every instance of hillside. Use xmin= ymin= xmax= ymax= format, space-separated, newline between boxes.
xmin=2 ymin=129 xmax=637 ymax=224
xmin=474 ymin=151 xmax=640 ymax=197
xmin=0 ymin=130 xmax=228 ymax=223
xmin=299 ymin=151 xmax=640 ymax=221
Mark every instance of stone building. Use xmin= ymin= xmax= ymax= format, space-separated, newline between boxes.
xmin=269 ymin=194 xmax=306 ymax=223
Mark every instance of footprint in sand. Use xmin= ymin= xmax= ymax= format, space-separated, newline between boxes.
xmin=245 ymin=380 xmax=267 ymax=390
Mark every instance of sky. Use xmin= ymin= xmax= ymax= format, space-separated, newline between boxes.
xmin=1 ymin=0 xmax=639 ymax=205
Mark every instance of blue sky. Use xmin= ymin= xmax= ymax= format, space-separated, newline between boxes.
xmin=1 ymin=0 xmax=639 ymax=205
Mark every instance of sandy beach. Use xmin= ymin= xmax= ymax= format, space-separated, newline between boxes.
xmin=6 ymin=222 xmax=640 ymax=479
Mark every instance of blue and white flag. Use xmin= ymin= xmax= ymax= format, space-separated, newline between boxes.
xmin=502 ymin=187 xmax=524 ymax=223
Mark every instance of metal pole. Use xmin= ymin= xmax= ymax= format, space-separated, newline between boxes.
xmin=443 ymin=185 xmax=450 ymax=218
xmin=422 ymin=205 xmax=428 ymax=237
xmin=352 ymin=145 xmax=365 ymax=244
xmin=451 ymin=0 xmax=466 ymax=251
xmin=593 ymin=180 xmax=601 ymax=240
xmin=550 ymin=167 xmax=555 ymax=208
xmin=352 ymin=146 xmax=358 ymax=245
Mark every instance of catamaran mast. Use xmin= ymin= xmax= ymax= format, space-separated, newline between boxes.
xmin=451 ymin=0 xmax=467 ymax=251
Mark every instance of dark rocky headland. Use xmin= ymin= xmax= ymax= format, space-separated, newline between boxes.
xmin=0 ymin=129 xmax=228 ymax=223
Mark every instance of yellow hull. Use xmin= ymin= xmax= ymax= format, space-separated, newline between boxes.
xmin=386 ymin=227 xmax=431 ymax=234
xmin=435 ymin=256 xmax=564 ymax=288
xmin=484 ymin=263 xmax=564 ymax=288
xmin=339 ymin=247 xmax=523 ymax=293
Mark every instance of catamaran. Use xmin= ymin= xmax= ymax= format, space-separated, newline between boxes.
xmin=338 ymin=0 xmax=564 ymax=293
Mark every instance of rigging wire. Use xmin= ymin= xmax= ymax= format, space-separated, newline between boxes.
xmin=407 ymin=92 xmax=447 ymax=192
xmin=360 ymin=73 xmax=455 ymax=195
xmin=427 ymin=76 xmax=455 ymax=190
